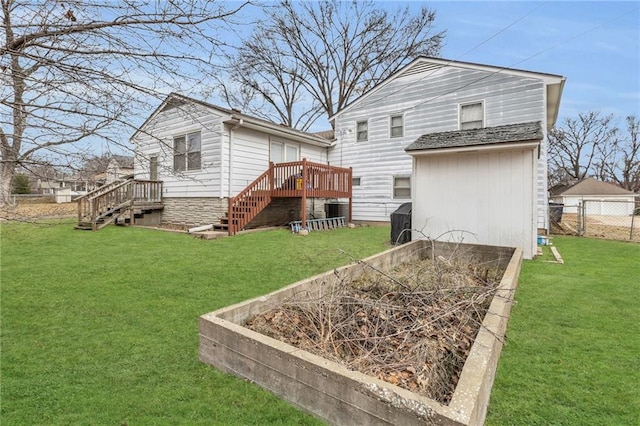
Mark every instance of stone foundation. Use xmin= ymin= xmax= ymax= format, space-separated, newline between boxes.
xmin=160 ymin=197 xmax=334 ymax=229
xmin=160 ymin=197 xmax=228 ymax=227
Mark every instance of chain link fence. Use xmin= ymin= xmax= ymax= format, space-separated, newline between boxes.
xmin=550 ymin=199 xmax=640 ymax=242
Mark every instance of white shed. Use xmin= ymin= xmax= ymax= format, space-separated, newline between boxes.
xmin=406 ymin=122 xmax=543 ymax=259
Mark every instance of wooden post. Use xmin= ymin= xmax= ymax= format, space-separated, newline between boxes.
xmin=301 ymin=158 xmax=307 ymax=230
xmin=77 ymin=197 xmax=82 ymax=226
xmin=348 ymin=166 xmax=353 ymax=223
xmin=269 ymin=162 xmax=275 ymax=192
xmin=130 ymin=181 xmax=135 ymax=226
xmin=91 ymin=200 xmax=97 ymax=231
xmin=228 ymin=196 xmax=234 ymax=236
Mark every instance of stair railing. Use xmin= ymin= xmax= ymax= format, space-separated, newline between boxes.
xmin=228 ymin=166 xmax=273 ymax=235
xmin=77 ymin=179 xmax=163 ymax=230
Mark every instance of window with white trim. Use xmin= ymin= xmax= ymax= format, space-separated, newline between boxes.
xmin=173 ymin=131 xmax=201 ymax=172
xmin=460 ymin=102 xmax=484 ymax=130
xmin=393 ymin=176 xmax=411 ymax=199
xmin=390 ymin=115 xmax=404 ymax=138
xmin=270 ymin=141 xmax=299 ymax=163
xmin=356 ymin=120 xmax=368 ymax=142
xmin=352 ymin=177 xmax=361 ymax=187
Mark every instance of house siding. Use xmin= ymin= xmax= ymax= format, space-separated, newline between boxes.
xmin=331 ymin=65 xmax=547 ymax=225
xmin=133 ymin=97 xmax=331 ymax=227
xmin=134 ymin=102 xmax=330 ymax=201
xmin=133 ymin=102 xmax=224 ymax=198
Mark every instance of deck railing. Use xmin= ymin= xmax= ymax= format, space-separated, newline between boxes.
xmin=228 ymin=170 xmax=273 ymax=236
xmin=77 ymin=179 xmax=163 ymax=230
xmin=228 ymin=159 xmax=352 ymax=235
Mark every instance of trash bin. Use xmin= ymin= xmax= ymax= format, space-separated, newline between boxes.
xmin=390 ymin=202 xmax=412 ymax=245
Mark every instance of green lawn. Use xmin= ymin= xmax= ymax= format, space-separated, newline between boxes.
xmin=487 ymin=236 xmax=640 ymax=426
xmin=1 ymin=221 xmax=389 ymax=425
xmin=1 ymin=223 xmax=638 ymax=425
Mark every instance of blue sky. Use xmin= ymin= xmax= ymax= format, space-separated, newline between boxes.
xmin=400 ymin=1 xmax=639 ymax=124
xmin=227 ymin=0 xmax=639 ymax=132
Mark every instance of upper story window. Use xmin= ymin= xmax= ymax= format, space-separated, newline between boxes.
xmin=356 ymin=120 xmax=368 ymax=142
xmin=460 ymin=102 xmax=484 ymax=130
xmin=173 ymin=131 xmax=201 ymax=172
xmin=390 ymin=115 xmax=404 ymax=138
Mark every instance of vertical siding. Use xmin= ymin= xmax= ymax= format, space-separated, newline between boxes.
xmin=331 ymin=65 xmax=547 ymax=223
xmin=411 ymin=148 xmax=536 ymax=259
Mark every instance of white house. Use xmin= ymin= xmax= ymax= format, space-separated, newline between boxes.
xmin=105 ymin=155 xmax=134 ymax=184
xmin=329 ymin=57 xmax=565 ymax=258
xmin=131 ymin=93 xmax=336 ymax=226
xmin=550 ymin=177 xmax=637 ymax=216
xmin=126 ymin=58 xmax=565 ymax=256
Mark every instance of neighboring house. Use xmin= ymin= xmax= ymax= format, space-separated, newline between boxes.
xmin=549 ymin=177 xmax=638 ymax=216
xmin=105 ymin=155 xmax=134 ymax=184
xmin=131 ymin=93 xmax=340 ymax=227
xmin=329 ymin=56 xmax=565 ymax=259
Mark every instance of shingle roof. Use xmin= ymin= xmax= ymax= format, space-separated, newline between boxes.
xmin=405 ymin=121 xmax=543 ymax=152
xmin=550 ymin=177 xmax=636 ymax=196
xmin=111 ymin=155 xmax=134 ymax=169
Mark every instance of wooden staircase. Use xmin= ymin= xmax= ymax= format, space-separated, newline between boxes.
xmin=76 ymin=179 xmax=163 ymax=230
xmin=225 ymin=159 xmax=352 ymax=235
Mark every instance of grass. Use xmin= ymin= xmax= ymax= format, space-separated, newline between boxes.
xmin=1 ymin=221 xmax=390 ymax=425
xmin=487 ymin=236 xmax=640 ymax=426
xmin=2 ymin=223 xmax=638 ymax=425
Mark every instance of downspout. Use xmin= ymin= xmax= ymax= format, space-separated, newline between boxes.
xmin=228 ymin=118 xmax=244 ymax=197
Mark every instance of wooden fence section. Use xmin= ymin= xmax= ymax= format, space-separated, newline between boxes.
xmin=228 ymin=159 xmax=352 ymax=235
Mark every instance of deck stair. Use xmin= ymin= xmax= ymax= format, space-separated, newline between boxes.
xmin=76 ymin=179 xmax=163 ymax=230
xmin=224 ymin=159 xmax=352 ymax=236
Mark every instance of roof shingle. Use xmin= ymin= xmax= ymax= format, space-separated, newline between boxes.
xmin=405 ymin=121 xmax=543 ymax=152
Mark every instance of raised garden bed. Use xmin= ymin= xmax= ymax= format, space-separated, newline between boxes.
xmin=199 ymin=240 xmax=522 ymax=425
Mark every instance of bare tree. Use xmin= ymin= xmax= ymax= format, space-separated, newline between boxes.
xmin=599 ymin=116 xmax=640 ymax=193
xmin=220 ymin=0 xmax=444 ymax=131
xmin=1 ymin=0 xmax=249 ymax=207
xmin=548 ymin=111 xmax=618 ymax=186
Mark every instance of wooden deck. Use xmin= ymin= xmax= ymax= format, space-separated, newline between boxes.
xmin=228 ymin=159 xmax=352 ymax=235
xmin=76 ymin=179 xmax=163 ymax=230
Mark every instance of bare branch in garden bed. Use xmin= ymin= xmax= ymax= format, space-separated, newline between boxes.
xmin=245 ymin=255 xmax=506 ymax=404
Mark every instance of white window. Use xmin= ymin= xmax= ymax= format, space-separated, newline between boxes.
xmin=390 ymin=115 xmax=403 ymax=138
xmin=393 ymin=176 xmax=411 ymax=199
xmin=460 ymin=102 xmax=484 ymax=130
xmin=270 ymin=141 xmax=299 ymax=163
xmin=352 ymin=177 xmax=361 ymax=187
xmin=173 ymin=131 xmax=201 ymax=172
xmin=356 ymin=121 xmax=368 ymax=142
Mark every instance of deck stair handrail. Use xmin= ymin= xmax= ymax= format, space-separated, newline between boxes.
xmin=77 ymin=179 xmax=163 ymax=230
xmin=228 ymin=169 xmax=273 ymax=235
xmin=227 ymin=159 xmax=352 ymax=236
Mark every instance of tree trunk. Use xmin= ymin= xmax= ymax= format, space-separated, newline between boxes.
xmin=0 ymin=157 xmax=17 ymax=207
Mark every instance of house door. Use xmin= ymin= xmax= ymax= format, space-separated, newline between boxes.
xmin=150 ymin=156 xmax=158 ymax=181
